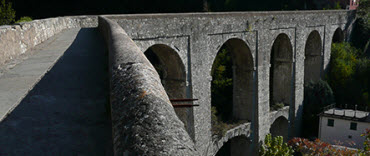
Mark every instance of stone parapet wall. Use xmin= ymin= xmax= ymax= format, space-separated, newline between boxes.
xmin=98 ymin=16 xmax=198 ymax=156
xmin=0 ymin=16 xmax=97 ymax=66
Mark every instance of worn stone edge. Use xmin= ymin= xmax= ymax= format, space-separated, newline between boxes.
xmin=98 ymin=16 xmax=198 ymax=156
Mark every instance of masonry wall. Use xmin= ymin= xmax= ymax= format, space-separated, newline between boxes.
xmin=103 ymin=10 xmax=355 ymax=155
xmin=0 ymin=10 xmax=355 ymax=155
xmin=0 ymin=16 xmax=97 ymax=67
xmin=98 ymin=16 xmax=198 ymax=155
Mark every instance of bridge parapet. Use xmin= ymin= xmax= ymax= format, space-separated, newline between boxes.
xmin=98 ymin=16 xmax=198 ymax=156
xmin=0 ymin=16 xmax=97 ymax=67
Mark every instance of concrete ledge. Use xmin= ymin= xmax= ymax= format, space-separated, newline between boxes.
xmin=98 ymin=16 xmax=198 ymax=155
xmin=103 ymin=10 xmax=353 ymax=19
xmin=0 ymin=16 xmax=97 ymax=67
xmin=269 ymin=106 xmax=290 ymax=125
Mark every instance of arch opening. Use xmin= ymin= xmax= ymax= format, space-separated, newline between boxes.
xmin=332 ymin=28 xmax=344 ymax=43
xmin=304 ymin=30 xmax=323 ymax=84
xmin=211 ymin=38 xmax=254 ymax=124
xmin=144 ymin=44 xmax=194 ymax=138
xmin=211 ymin=38 xmax=254 ymax=155
xmin=270 ymin=116 xmax=289 ymax=142
xmin=270 ymin=34 xmax=294 ymax=111
xmin=215 ymin=136 xmax=252 ymax=156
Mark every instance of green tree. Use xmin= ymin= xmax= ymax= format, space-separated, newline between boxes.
xmin=328 ymin=43 xmax=359 ymax=86
xmin=351 ymin=0 xmax=370 ymax=54
xmin=327 ymin=42 xmax=369 ymax=109
xmin=357 ymin=0 xmax=370 ymax=30
xmin=0 ymin=0 xmax=15 ymax=25
xmin=211 ymin=47 xmax=233 ymax=122
xmin=260 ymin=134 xmax=294 ymax=156
xmin=302 ymin=80 xmax=335 ymax=138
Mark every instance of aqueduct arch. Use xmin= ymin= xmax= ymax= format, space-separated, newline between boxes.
xmin=144 ymin=44 xmax=194 ymax=137
xmin=211 ymin=38 xmax=254 ymax=156
xmin=211 ymin=38 xmax=254 ymax=122
xmin=304 ymin=30 xmax=323 ymax=83
xmin=332 ymin=28 xmax=344 ymax=43
xmin=215 ymin=136 xmax=252 ymax=156
xmin=269 ymin=33 xmax=294 ymax=111
xmin=270 ymin=116 xmax=289 ymax=142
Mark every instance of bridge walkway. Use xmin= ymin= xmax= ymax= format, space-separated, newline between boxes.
xmin=0 ymin=28 xmax=112 ymax=155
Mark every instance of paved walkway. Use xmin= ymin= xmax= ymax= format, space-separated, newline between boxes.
xmin=0 ymin=28 xmax=112 ymax=155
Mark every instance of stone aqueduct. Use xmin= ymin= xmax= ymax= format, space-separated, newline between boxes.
xmin=102 ymin=10 xmax=353 ymax=155
xmin=0 ymin=10 xmax=355 ymax=155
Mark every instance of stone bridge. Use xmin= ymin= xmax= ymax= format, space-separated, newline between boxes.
xmin=0 ymin=10 xmax=355 ymax=156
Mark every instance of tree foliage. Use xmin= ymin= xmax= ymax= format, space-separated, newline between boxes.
xmin=302 ymin=80 xmax=335 ymax=138
xmin=0 ymin=0 xmax=15 ymax=25
xmin=211 ymin=47 xmax=233 ymax=122
xmin=328 ymin=43 xmax=359 ymax=86
xmin=260 ymin=134 xmax=294 ymax=156
xmin=357 ymin=0 xmax=370 ymax=30
xmin=351 ymin=0 xmax=370 ymax=54
xmin=327 ymin=43 xmax=369 ymax=110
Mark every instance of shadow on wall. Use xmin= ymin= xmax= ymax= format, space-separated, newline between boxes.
xmin=215 ymin=136 xmax=252 ymax=156
xmin=270 ymin=33 xmax=294 ymax=111
xmin=144 ymin=44 xmax=195 ymax=139
xmin=270 ymin=116 xmax=289 ymax=142
xmin=0 ymin=28 xmax=113 ymax=155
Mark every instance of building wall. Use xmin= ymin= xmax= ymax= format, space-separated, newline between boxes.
xmin=319 ymin=116 xmax=369 ymax=148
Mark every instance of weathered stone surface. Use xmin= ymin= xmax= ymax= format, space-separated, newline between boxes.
xmin=101 ymin=10 xmax=355 ymax=155
xmin=0 ymin=10 xmax=357 ymax=156
xmin=0 ymin=16 xmax=97 ymax=67
xmin=98 ymin=16 xmax=198 ymax=156
xmin=0 ymin=28 xmax=112 ymax=155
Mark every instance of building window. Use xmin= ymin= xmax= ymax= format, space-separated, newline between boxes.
xmin=350 ymin=122 xmax=357 ymax=130
xmin=327 ymin=119 xmax=334 ymax=127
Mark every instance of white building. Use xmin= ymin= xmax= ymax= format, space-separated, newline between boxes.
xmin=319 ymin=107 xmax=370 ymax=149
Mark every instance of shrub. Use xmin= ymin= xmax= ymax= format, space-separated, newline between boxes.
xmin=271 ymin=102 xmax=285 ymax=111
xmin=260 ymin=134 xmax=294 ymax=156
xmin=288 ymin=138 xmax=359 ymax=155
xmin=361 ymin=128 xmax=370 ymax=152
xmin=15 ymin=16 xmax=32 ymax=23
xmin=288 ymin=131 xmax=370 ymax=156
xmin=0 ymin=0 xmax=15 ymax=25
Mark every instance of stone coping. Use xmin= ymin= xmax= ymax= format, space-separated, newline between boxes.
xmin=102 ymin=10 xmax=353 ymax=19
xmin=98 ymin=16 xmax=198 ymax=155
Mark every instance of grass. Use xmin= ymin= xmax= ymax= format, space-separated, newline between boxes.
xmin=15 ymin=16 xmax=32 ymax=23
